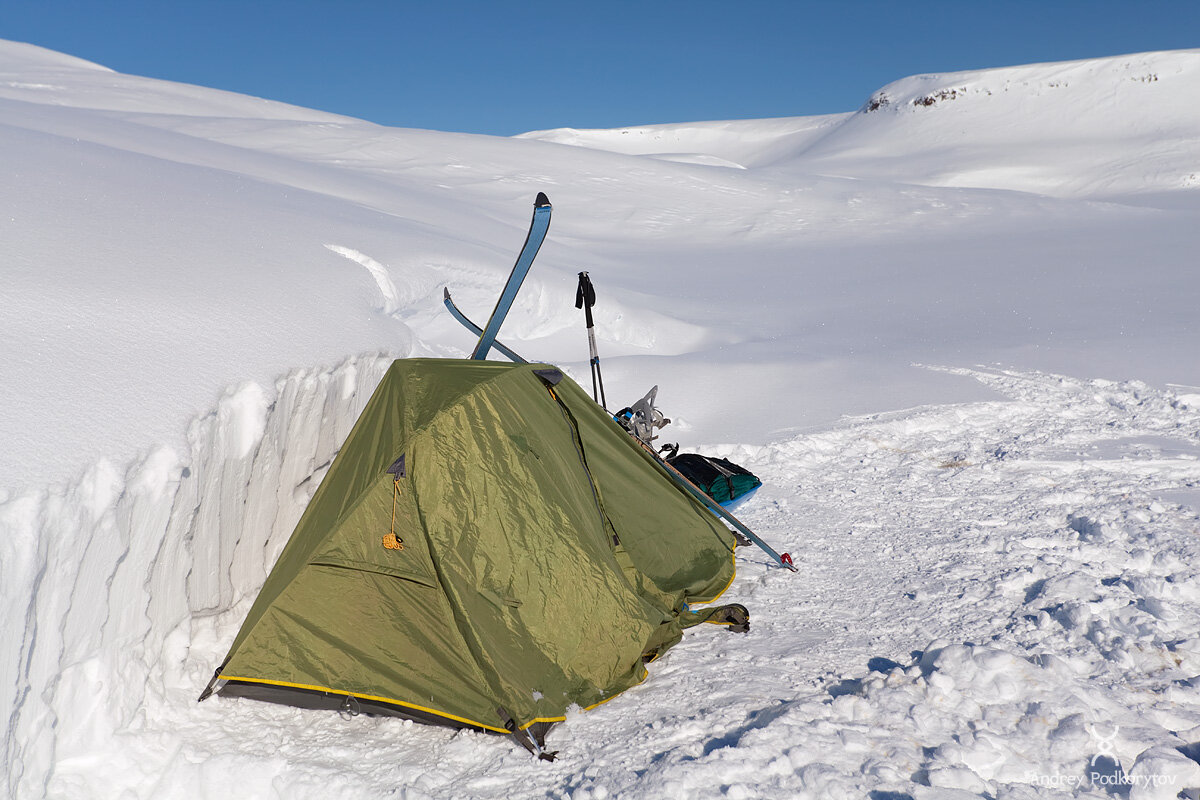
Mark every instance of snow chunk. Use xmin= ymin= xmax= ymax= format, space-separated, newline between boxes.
xmin=217 ymin=382 xmax=271 ymax=461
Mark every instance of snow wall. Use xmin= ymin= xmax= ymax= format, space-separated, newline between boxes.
xmin=1 ymin=354 xmax=393 ymax=799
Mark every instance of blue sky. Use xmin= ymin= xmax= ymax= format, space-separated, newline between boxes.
xmin=6 ymin=0 xmax=1200 ymax=135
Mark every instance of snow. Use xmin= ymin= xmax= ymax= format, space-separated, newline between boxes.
xmin=523 ymin=50 xmax=1200 ymax=200
xmin=3 ymin=39 xmax=1200 ymax=799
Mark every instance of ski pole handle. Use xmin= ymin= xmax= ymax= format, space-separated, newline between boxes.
xmin=576 ymin=272 xmax=596 ymax=329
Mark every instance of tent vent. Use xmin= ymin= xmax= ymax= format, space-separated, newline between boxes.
xmin=386 ymin=454 xmax=406 ymax=478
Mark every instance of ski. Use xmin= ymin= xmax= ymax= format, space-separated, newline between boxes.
xmin=470 ymin=192 xmax=552 ymax=360
xmin=443 ymin=288 xmax=528 ymax=363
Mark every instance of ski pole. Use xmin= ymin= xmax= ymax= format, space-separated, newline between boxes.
xmin=575 ymin=271 xmax=607 ymax=409
xmin=632 ymin=436 xmax=797 ymax=573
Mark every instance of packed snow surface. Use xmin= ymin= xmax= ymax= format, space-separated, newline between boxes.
xmin=3 ymin=40 xmax=1200 ymax=799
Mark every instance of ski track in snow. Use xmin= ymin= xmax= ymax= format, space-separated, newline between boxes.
xmin=325 ymin=244 xmax=402 ymax=316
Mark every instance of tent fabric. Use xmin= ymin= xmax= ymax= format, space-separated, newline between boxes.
xmin=208 ymin=359 xmax=741 ymax=737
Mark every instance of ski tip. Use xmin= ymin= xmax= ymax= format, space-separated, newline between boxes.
xmin=443 ymin=286 xmax=451 ymax=301
xmin=534 ymin=191 xmax=551 ymax=208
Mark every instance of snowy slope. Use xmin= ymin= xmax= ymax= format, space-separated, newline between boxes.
xmin=517 ymin=114 xmax=852 ymax=169
xmin=798 ymin=50 xmax=1200 ymax=200
xmin=523 ymin=50 xmax=1200 ymax=200
xmin=4 ymin=39 xmax=1200 ymax=799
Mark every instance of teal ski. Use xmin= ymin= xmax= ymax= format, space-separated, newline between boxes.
xmin=443 ymin=288 xmax=527 ymax=363
xmin=470 ymin=192 xmax=552 ymax=360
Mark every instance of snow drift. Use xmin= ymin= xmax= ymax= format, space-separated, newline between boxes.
xmin=4 ymin=39 xmax=1200 ymax=799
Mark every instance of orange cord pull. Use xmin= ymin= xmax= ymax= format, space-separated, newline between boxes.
xmin=383 ymin=479 xmax=404 ymax=551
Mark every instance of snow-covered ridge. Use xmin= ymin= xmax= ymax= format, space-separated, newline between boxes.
xmin=516 ymin=114 xmax=850 ymax=169
xmin=0 ymin=39 xmax=349 ymax=120
xmin=522 ymin=49 xmax=1200 ymax=199
xmin=0 ymin=40 xmax=112 ymax=73
xmin=799 ymin=49 xmax=1200 ymax=198
xmin=859 ymin=48 xmax=1199 ymax=114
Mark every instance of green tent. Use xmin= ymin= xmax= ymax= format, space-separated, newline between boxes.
xmin=200 ymin=359 xmax=745 ymax=756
